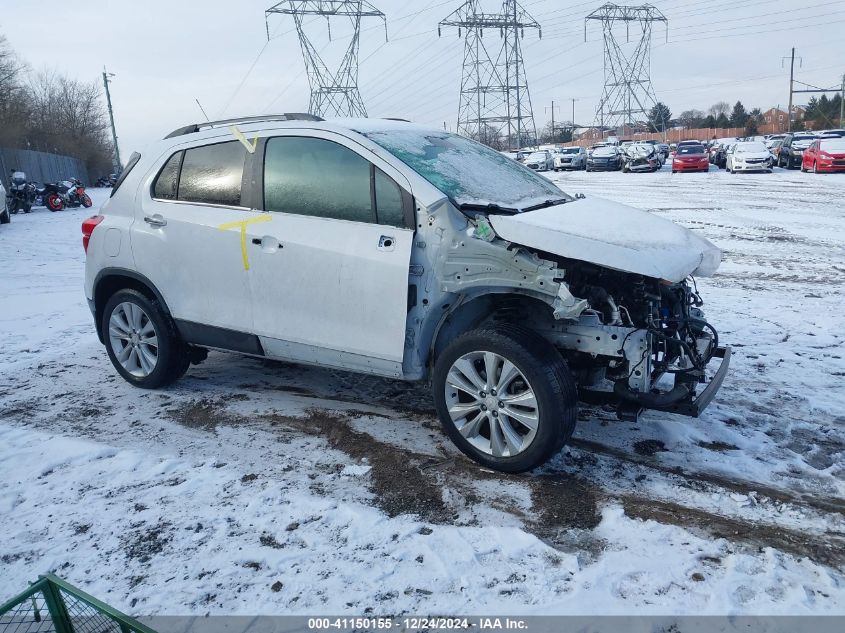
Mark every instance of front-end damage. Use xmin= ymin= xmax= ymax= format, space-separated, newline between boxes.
xmin=432 ymin=221 xmax=730 ymax=421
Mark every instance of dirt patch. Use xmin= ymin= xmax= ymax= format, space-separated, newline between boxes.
xmin=124 ymin=521 xmax=173 ymax=563
xmin=634 ymin=439 xmax=668 ymax=456
xmin=622 ymin=496 xmax=845 ymax=569
xmin=265 ymin=409 xmax=450 ymax=523
xmin=167 ymin=398 xmax=243 ymax=433
xmin=698 ymin=441 xmax=740 ymax=452
xmin=529 ymin=475 xmax=602 ymax=532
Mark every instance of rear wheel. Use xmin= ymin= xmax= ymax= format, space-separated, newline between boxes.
xmin=0 ymin=200 xmax=9 ymax=224
xmin=47 ymin=194 xmax=63 ymax=211
xmin=433 ymin=325 xmax=578 ymax=473
xmin=102 ymin=289 xmax=190 ymax=389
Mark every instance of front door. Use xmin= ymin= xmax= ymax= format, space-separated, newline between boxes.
xmin=245 ymin=133 xmax=414 ymax=375
xmin=132 ymin=141 xmax=254 ymax=334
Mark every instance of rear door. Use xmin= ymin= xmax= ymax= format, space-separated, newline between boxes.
xmin=244 ymin=132 xmax=415 ymax=375
xmin=132 ymin=141 xmax=256 ymax=336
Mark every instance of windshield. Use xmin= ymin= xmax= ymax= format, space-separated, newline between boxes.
xmin=592 ymin=146 xmax=617 ymax=157
xmin=526 ymin=152 xmax=547 ymax=161
xmin=793 ymin=135 xmax=816 ymax=145
xmin=360 ymin=128 xmax=567 ymax=210
xmin=561 ymin=148 xmax=580 ymax=154
xmin=678 ymin=145 xmax=705 ymax=155
xmin=735 ymin=142 xmax=767 ymax=153
xmin=821 ymin=139 xmax=845 ymax=152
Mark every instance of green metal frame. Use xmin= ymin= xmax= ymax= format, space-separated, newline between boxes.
xmin=0 ymin=573 xmax=158 ymax=633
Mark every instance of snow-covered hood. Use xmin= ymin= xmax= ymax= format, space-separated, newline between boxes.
xmin=488 ymin=196 xmax=721 ymax=282
xmin=735 ymin=151 xmax=771 ymax=160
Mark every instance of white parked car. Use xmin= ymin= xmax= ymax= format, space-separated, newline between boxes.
xmin=83 ymin=114 xmax=729 ymax=473
xmin=553 ymin=147 xmax=587 ymax=171
xmin=0 ymin=181 xmax=8 ymax=225
xmin=523 ymin=150 xmax=554 ymax=171
xmin=726 ymin=141 xmax=773 ymax=173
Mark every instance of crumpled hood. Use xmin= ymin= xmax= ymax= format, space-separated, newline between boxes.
xmin=488 ymin=196 xmax=721 ymax=282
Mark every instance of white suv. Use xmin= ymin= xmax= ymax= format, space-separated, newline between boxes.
xmin=84 ymin=114 xmax=730 ymax=472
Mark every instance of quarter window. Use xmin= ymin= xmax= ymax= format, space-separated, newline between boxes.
xmin=178 ymin=141 xmax=245 ymax=207
xmin=153 ymin=151 xmax=183 ymax=200
xmin=264 ymin=137 xmax=374 ymax=223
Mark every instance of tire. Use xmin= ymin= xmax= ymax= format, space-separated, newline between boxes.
xmin=672 ymin=170 xmax=676 ymax=174
xmin=81 ymin=194 xmax=93 ymax=208
xmin=47 ymin=194 xmax=63 ymax=211
xmin=0 ymin=202 xmax=9 ymax=225
xmin=432 ymin=324 xmax=578 ymax=473
xmin=102 ymin=289 xmax=190 ymax=389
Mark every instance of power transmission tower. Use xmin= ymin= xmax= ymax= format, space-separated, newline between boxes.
xmin=439 ymin=1 xmax=541 ymax=149
xmin=265 ymin=1 xmax=386 ymax=118
xmin=585 ymin=3 xmax=667 ymax=135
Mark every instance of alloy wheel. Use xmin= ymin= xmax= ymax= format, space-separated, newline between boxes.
xmin=108 ymin=301 xmax=159 ymax=377
xmin=444 ymin=351 xmax=539 ymax=458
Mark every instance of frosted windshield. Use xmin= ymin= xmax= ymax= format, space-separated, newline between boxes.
xmin=359 ymin=129 xmax=567 ymax=210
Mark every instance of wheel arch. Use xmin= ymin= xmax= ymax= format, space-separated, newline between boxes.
xmin=93 ymin=268 xmax=172 ymax=343
xmin=428 ymin=291 xmax=557 ymax=372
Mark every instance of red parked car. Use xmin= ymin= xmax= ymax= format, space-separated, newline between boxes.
xmin=672 ymin=144 xmax=709 ymax=173
xmin=802 ymin=138 xmax=845 ymax=173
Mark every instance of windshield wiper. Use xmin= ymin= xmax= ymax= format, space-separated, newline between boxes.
xmin=458 ymin=202 xmax=519 ymax=215
xmin=521 ymin=198 xmax=568 ymax=212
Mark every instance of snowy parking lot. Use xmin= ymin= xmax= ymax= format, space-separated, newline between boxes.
xmin=1 ymin=166 xmax=844 ymax=615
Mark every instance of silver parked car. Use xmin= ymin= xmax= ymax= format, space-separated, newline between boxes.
xmin=553 ymin=147 xmax=587 ymax=171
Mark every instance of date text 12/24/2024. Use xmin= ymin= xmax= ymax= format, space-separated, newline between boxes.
xmin=307 ymin=617 xmax=529 ymax=630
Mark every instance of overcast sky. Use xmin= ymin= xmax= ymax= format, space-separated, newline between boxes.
xmin=3 ymin=0 xmax=843 ymax=156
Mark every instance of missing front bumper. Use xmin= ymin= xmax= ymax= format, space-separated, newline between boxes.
xmin=614 ymin=346 xmax=731 ymax=419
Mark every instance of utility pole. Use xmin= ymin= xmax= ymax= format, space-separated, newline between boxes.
xmin=569 ymin=97 xmax=579 ymax=128
xmin=546 ymin=100 xmax=560 ymax=143
xmin=102 ymin=67 xmax=121 ymax=174
xmin=840 ymin=73 xmax=844 ymax=127
xmin=786 ymin=48 xmax=795 ymax=132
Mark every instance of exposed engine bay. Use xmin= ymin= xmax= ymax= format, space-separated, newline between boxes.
xmin=494 ymin=255 xmax=730 ymax=420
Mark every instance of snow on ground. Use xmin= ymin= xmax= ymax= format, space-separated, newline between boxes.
xmin=0 ymin=169 xmax=844 ymax=616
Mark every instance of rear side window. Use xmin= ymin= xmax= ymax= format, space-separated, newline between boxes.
xmin=178 ymin=141 xmax=246 ymax=207
xmin=110 ymin=151 xmax=141 ymax=198
xmin=152 ymin=151 xmax=183 ymax=200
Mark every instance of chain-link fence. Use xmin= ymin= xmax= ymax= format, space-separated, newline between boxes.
xmin=0 ymin=574 xmax=156 ymax=633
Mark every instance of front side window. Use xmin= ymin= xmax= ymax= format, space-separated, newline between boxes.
xmin=178 ymin=141 xmax=245 ymax=207
xmin=264 ymin=136 xmax=374 ymax=223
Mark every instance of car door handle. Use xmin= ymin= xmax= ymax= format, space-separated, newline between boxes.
xmin=378 ymin=235 xmax=395 ymax=251
xmin=144 ymin=214 xmax=167 ymax=227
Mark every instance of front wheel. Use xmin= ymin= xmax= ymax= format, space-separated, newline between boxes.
xmin=432 ymin=325 xmax=578 ymax=473
xmin=102 ymin=289 xmax=190 ymax=389
xmin=81 ymin=194 xmax=93 ymax=208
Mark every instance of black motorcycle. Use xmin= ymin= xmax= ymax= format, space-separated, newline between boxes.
xmin=8 ymin=171 xmax=35 ymax=214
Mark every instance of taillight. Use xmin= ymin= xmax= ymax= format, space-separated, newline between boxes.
xmin=82 ymin=215 xmax=104 ymax=253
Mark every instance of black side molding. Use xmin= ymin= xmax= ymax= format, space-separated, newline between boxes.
xmin=174 ymin=320 xmax=264 ymax=356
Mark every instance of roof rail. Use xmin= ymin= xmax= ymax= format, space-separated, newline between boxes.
xmin=164 ymin=113 xmax=324 ymax=139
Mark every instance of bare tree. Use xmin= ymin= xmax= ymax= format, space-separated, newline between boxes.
xmin=708 ymin=101 xmax=730 ymax=119
xmin=677 ymin=109 xmax=705 ymax=129
xmin=0 ymin=34 xmax=28 ymax=148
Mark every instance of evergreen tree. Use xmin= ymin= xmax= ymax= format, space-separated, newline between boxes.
xmin=730 ymin=101 xmax=748 ymax=127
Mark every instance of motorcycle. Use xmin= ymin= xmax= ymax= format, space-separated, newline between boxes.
xmin=36 ymin=179 xmax=92 ymax=211
xmin=622 ymin=143 xmax=661 ymax=173
xmin=7 ymin=171 xmax=35 ymax=214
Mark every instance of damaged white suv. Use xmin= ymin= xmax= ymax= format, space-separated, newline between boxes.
xmin=83 ymin=115 xmax=730 ymax=473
